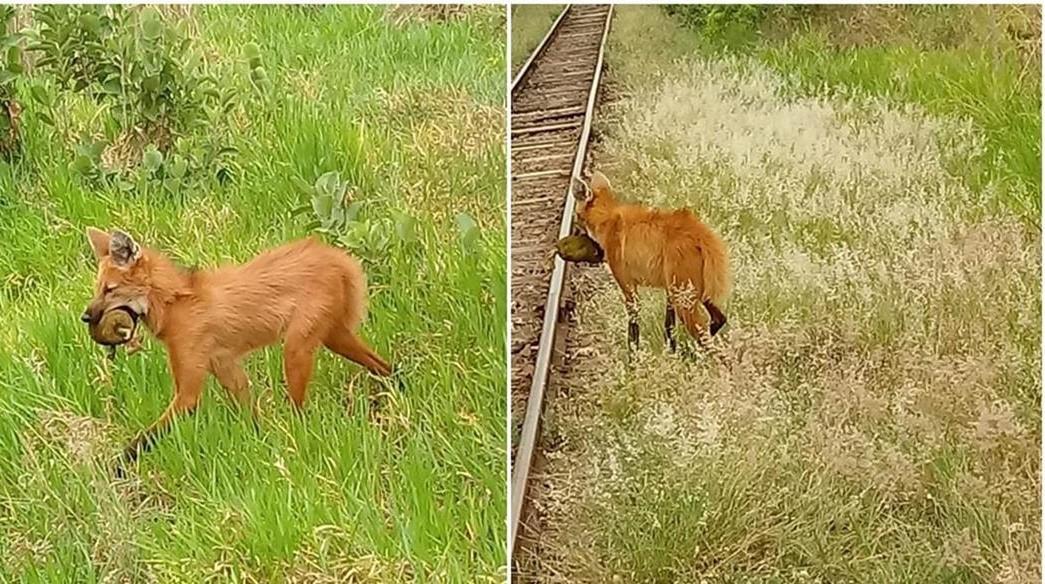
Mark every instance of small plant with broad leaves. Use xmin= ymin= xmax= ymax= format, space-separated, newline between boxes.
xmin=243 ymin=42 xmax=273 ymax=95
xmin=299 ymin=171 xmax=388 ymax=266
xmin=29 ymin=5 xmax=115 ymax=94
xmin=30 ymin=6 xmax=223 ymax=139
xmin=294 ymin=170 xmax=480 ymax=273
xmin=68 ymin=139 xmax=109 ymax=185
xmin=29 ymin=5 xmax=238 ymax=192
xmin=0 ymin=6 xmax=26 ymax=160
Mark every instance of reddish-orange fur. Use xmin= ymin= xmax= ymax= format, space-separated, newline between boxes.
xmin=575 ymin=171 xmax=731 ymax=351
xmin=83 ymin=228 xmax=391 ymax=462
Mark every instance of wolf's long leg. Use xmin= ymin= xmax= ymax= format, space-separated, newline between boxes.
xmin=123 ymin=353 xmax=205 ymax=463
xmin=324 ymin=326 xmax=392 ymax=377
xmin=283 ymin=342 xmax=318 ymax=410
xmin=704 ymin=300 xmax=728 ymax=337
xmin=608 ymin=262 xmax=640 ymax=351
xmin=664 ymin=304 xmax=677 ymax=352
xmin=210 ymin=357 xmax=258 ymax=426
xmin=674 ymin=301 xmax=729 ymax=366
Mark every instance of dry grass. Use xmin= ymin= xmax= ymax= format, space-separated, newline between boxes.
xmin=385 ymin=4 xmax=502 ymax=27
xmin=521 ymin=6 xmax=1040 ymax=583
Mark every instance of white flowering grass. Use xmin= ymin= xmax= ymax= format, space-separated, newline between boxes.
xmin=521 ymin=7 xmax=1040 ymax=583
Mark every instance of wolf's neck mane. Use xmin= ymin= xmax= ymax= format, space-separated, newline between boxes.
xmin=142 ymin=249 xmax=196 ymax=338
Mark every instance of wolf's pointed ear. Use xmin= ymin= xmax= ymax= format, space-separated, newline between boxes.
xmin=572 ymin=175 xmax=594 ymax=203
xmin=590 ymin=171 xmax=612 ymax=198
xmin=109 ymin=230 xmax=141 ymax=268
xmin=86 ymin=227 xmax=110 ymax=260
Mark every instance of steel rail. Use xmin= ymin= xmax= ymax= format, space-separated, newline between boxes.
xmin=509 ymin=3 xmax=613 ymax=561
xmin=509 ymin=5 xmax=570 ymax=94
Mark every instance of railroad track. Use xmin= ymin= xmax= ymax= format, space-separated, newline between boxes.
xmin=509 ymin=3 xmax=612 ymax=567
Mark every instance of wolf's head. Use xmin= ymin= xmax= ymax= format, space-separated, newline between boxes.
xmin=81 ymin=227 xmax=151 ymax=327
xmin=573 ymin=171 xmax=617 ymax=233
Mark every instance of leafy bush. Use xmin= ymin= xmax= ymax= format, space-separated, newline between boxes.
xmin=300 ymin=170 xmax=483 ymax=270
xmin=300 ymin=170 xmax=396 ymax=267
xmin=30 ymin=5 xmax=226 ymax=140
xmin=663 ymin=4 xmax=768 ymax=35
xmin=0 ymin=6 xmax=26 ymax=158
xmin=27 ymin=5 xmax=238 ymax=191
xmin=663 ymin=4 xmax=814 ymax=48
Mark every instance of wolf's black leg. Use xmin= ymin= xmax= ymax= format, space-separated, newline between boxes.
xmin=664 ymin=304 xmax=677 ymax=352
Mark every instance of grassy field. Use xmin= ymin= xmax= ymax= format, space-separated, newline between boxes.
xmin=0 ymin=6 xmax=505 ymax=582
xmin=509 ymin=5 xmax=563 ymax=77
xmin=669 ymin=4 xmax=1042 ymax=225
xmin=521 ymin=5 xmax=1040 ymax=583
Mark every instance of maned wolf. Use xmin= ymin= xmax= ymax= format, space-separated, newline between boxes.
xmin=574 ymin=172 xmax=731 ymax=357
xmin=82 ymin=228 xmax=392 ymax=462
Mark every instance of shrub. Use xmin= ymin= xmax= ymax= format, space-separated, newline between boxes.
xmin=28 ymin=5 xmax=238 ymax=191
xmin=0 ymin=6 xmax=26 ymax=159
xmin=30 ymin=5 xmax=226 ymax=141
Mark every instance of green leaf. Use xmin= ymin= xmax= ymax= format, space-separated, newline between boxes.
xmin=0 ymin=70 xmax=15 ymax=86
xmin=141 ymin=75 xmax=160 ymax=93
xmin=142 ymin=146 xmax=163 ymax=172
xmin=168 ymin=155 xmax=188 ymax=179
xmin=101 ymin=77 xmax=121 ymax=95
xmin=6 ymin=46 xmax=22 ymax=74
xmin=314 ymin=171 xmax=340 ymax=197
xmin=70 ymin=155 xmax=94 ymax=175
xmin=140 ymin=10 xmax=163 ymax=40
xmin=29 ymin=83 xmax=51 ymax=106
xmin=85 ymin=141 xmax=105 ymax=159
xmin=250 ymin=66 xmax=269 ymax=82
xmin=312 ymin=192 xmax=333 ymax=221
xmin=79 ymin=13 xmax=102 ymax=35
xmin=36 ymin=111 xmax=55 ymax=126
xmin=395 ymin=212 xmax=417 ymax=243
xmin=243 ymin=42 xmax=261 ymax=62
xmin=344 ymin=201 xmax=363 ymax=222
xmin=455 ymin=212 xmax=480 ymax=247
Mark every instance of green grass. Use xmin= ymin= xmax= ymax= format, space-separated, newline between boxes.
xmin=510 ymin=5 xmax=563 ymax=77
xmin=520 ymin=6 xmax=1040 ymax=583
xmin=671 ymin=4 xmax=1042 ymax=224
xmin=0 ymin=6 xmax=505 ymax=582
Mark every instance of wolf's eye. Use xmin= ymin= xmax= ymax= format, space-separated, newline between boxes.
xmin=104 ymin=284 xmax=117 ymax=294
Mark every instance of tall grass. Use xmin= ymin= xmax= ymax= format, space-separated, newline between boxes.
xmin=520 ymin=6 xmax=1040 ymax=583
xmin=0 ymin=6 xmax=506 ymax=582
xmin=509 ymin=5 xmax=563 ymax=77
xmin=670 ymin=4 xmax=1042 ymax=225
